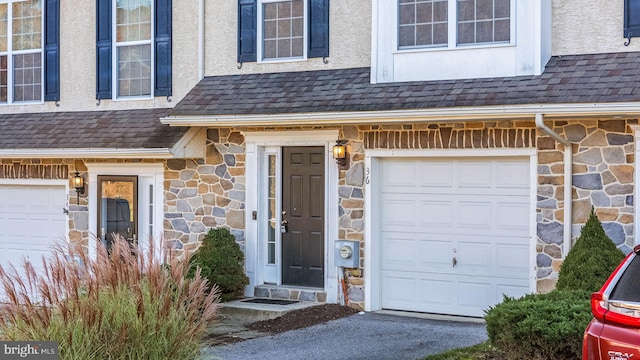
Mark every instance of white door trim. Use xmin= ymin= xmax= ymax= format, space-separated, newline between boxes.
xmin=86 ymin=163 xmax=165 ymax=260
xmin=244 ymin=130 xmax=340 ymax=302
xmin=364 ymin=148 xmax=537 ymax=312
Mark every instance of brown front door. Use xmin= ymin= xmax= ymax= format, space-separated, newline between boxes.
xmin=282 ymin=146 xmax=325 ymax=287
xmin=97 ymin=175 xmax=138 ymax=251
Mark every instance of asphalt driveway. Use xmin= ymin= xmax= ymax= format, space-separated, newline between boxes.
xmin=202 ymin=311 xmax=488 ymax=360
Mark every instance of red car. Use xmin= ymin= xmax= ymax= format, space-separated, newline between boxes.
xmin=584 ymin=245 xmax=640 ymax=360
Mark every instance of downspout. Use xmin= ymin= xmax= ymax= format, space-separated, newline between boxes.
xmin=535 ymin=113 xmax=573 ymax=257
xmin=198 ymin=0 xmax=205 ymax=80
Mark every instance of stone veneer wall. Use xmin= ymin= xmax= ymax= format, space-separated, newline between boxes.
xmin=535 ymin=119 xmax=637 ymax=292
xmin=164 ymin=129 xmax=246 ymax=254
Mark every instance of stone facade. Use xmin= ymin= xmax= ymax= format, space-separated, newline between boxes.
xmin=4 ymin=117 xmax=636 ymax=310
xmin=163 ymin=129 xmax=247 ymax=255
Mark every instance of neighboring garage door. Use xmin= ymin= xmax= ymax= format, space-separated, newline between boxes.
xmin=0 ymin=184 xmax=67 ymax=275
xmin=379 ymin=157 xmax=531 ymax=317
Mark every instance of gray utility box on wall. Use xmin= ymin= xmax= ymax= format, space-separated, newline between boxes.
xmin=335 ymin=240 xmax=360 ymax=268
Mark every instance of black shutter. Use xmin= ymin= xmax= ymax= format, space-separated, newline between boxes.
xmin=96 ymin=0 xmax=112 ymax=99
xmin=155 ymin=0 xmax=172 ymax=96
xmin=238 ymin=0 xmax=257 ymax=63
xmin=307 ymin=0 xmax=329 ymax=58
xmin=625 ymin=0 xmax=640 ymax=40
xmin=44 ymin=0 xmax=59 ymax=102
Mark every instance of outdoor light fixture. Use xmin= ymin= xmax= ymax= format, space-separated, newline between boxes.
xmin=73 ymin=171 xmax=85 ymax=205
xmin=333 ymin=140 xmax=347 ymax=167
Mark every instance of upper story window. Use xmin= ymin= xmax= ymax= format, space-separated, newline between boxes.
xmin=115 ymin=0 xmax=152 ymax=97
xmin=237 ymin=0 xmax=329 ymax=65
xmin=259 ymin=0 xmax=305 ymax=61
xmin=398 ymin=0 xmax=510 ymax=50
xmin=96 ymin=0 xmax=172 ymax=101
xmin=0 ymin=0 xmax=43 ymax=104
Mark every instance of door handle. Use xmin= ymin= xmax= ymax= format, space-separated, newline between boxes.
xmin=280 ymin=220 xmax=288 ymax=233
xmin=452 ymin=257 xmax=457 ymax=267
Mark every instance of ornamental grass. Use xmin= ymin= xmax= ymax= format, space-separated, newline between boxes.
xmin=0 ymin=236 xmax=220 ymax=360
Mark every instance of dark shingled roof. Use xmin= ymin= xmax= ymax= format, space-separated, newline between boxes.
xmin=171 ymin=52 xmax=640 ymax=116
xmin=0 ymin=108 xmax=189 ymax=149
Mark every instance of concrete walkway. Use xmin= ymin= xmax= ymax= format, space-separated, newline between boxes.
xmin=202 ymin=310 xmax=488 ymax=360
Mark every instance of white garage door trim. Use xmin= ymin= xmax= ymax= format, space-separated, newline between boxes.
xmin=0 ymin=179 xmax=69 ymax=271
xmin=364 ymin=148 xmax=537 ymax=314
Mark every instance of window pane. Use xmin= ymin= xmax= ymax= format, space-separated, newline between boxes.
xmin=398 ymin=0 xmax=447 ymax=48
xmin=476 ymin=0 xmax=493 ymax=20
xmin=0 ymin=55 xmax=6 ymax=103
xmin=415 ymin=24 xmax=433 ymax=46
xmin=13 ymin=53 xmax=41 ymax=102
xmin=12 ymin=0 xmax=41 ymax=51
xmin=457 ymin=0 xmax=509 ymax=44
xmin=0 ymin=5 xmax=7 ymax=52
xmin=476 ymin=20 xmax=493 ymax=42
xmin=116 ymin=0 xmax=151 ymax=42
xmin=495 ymin=18 xmax=509 ymax=41
xmin=398 ymin=25 xmax=415 ymax=47
xmin=262 ymin=0 xmax=304 ymax=60
xmin=495 ymin=0 xmax=509 ymax=18
xmin=117 ymin=44 xmax=151 ymax=97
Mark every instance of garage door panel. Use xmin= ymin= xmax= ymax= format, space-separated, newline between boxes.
xmin=382 ymin=161 xmax=417 ymax=187
xmin=495 ymin=161 xmax=530 ymax=188
xmin=380 ymin=157 xmax=531 ymax=317
xmin=496 ymin=202 xmax=529 ymax=230
xmin=457 ymin=202 xmax=491 ymax=229
xmin=382 ymin=237 xmax=417 ymax=269
xmin=418 ymin=240 xmax=452 ymax=269
xmin=496 ymin=243 xmax=530 ymax=276
xmin=382 ymin=275 xmax=417 ymax=304
xmin=383 ymin=198 xmax=417 ymax=226
xmin=457 ymin=161 xmax=492 ymax=188
xmin=420 ymin=200 xmax=454 ymax=226
xmin=418 ymin=162 xmax=454 ymax=187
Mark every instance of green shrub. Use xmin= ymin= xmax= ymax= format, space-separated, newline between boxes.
xmin=484 ymin=290 xmax=592 ymax=360
xmin=189 ymin=227 xmax=249 ymax=302
xmin=0 ymin=236 xmax=219 ymax=359
xmin=556 ymin=207 xmax=625 ymax=292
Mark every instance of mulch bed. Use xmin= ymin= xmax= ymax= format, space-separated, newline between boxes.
xmin=246 ymin=303 xmax=360 ymax=334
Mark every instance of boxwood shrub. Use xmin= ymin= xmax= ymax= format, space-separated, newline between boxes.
xmin=484 ymin=290 xmax=592 ymax=360
xmin=189 ymin=227 xmax=249 ymax=302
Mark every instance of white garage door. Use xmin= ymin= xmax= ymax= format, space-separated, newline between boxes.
xmin=379 ymin=157 xmax=531 ymax=317
xmin=0 ymin=184 xmax=67 ymax=275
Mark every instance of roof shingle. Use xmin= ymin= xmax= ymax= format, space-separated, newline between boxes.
xmin=171 ymin=52 xmax=640 ymax=116
xmin=0 ymin=108 xmax=188 ymax=150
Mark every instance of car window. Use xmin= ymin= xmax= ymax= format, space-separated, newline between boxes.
xmin=610 ymin=254 xmax=640 ymax=302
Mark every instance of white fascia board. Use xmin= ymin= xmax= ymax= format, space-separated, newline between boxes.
xmin=0 ymin=148 xmax=174 ymax=159
xmin=161 ymin=102 xmax=640 ymax=127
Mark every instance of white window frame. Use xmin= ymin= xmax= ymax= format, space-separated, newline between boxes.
xmin=257 ymin=0 xmax=308 ymax=63
xmin=111 ymin=0 xmax=154 ymax=100
xmin=0 ymin=0 xmax=44 ymax=105
xmin=396 ymin=0 xmax=516 ymax=52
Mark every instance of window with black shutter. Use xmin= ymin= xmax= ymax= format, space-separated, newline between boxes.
xmin=237 ymin=0 xmax=329 ymax=64
xmin=96 ymin=0 xmax=172 ymax=100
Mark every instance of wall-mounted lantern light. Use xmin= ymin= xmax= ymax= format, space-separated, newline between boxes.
xmin=73 ymin=171 xmax=85 ymax=205
xmin=333 ymin=140 xmax=347 ymax=167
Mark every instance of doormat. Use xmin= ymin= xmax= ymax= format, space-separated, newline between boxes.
xmin=242 ymin=298 xmax=299 ymax=305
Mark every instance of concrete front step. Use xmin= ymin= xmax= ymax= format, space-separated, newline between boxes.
xmin=254 ymin=285 xmax=327 ymax=303
xmin=218 ymin=298 xmax=321 ymax=325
